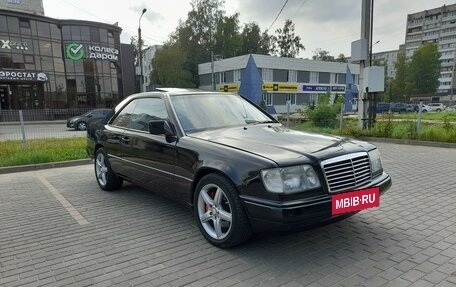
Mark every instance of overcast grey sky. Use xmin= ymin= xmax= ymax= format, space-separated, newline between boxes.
xmin=43 ymin=0 xmax=455 ymax=59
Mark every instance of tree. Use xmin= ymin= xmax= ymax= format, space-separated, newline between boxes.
xmin=336 ymin=53 xmax=348 ymax=63
xmin=214 ymin=13 xmax=242 ymax=58
xmin=150 ymin=0 xmax=280 ymax=87
xmin=240 ymin=22 xmax=273 ymax=55
xmin=312 ymin=49 xmax=335 ymax=61
xmin=408 ymin=43 xmax=440 ymax=94
xmin=274 ymin=19 xmax=304 ymax=57
xmin=151 ymin=43 xmax=194 ymax=88
xmin=390 ymin=52 xmax=411 ymax=102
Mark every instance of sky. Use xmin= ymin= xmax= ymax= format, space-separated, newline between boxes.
xmin=43 ymin=0 xmax=456 ymax=59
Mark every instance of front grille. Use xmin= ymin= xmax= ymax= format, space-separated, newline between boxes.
xmin=321 ymin=152 xmax=372 ymax=193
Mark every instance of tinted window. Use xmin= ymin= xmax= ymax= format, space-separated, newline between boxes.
xmin=111 ymin=98 xmax=168 ymax=131
xmin=319 ymin=72 xmax=330 ymax=84
xmin=129 ymin=98 xmax=168 ymax=132
xmin=297 ymin=71 xmax=310 ymax=82
xmin=273 ymin=69 xmax=288 ymax=82
xmin=111 ymin=99 xmax=136 ymax=128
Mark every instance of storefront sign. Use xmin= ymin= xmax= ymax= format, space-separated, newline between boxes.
xmin=331 ymin=86 xmax=345 ymax=92
xmin=262 ymin=83 xmax=298 ymax=92
xmin=219 ymin=84 xmax=239 ymax=92
xmin=302 ymin=85 xmax=330 ymax=92
xmin=66 ymin=43 xmax=119 ymax=61
xmin=0 ymin=70 xmax=48 ymax=82
xmin=0 ymin=39 xmax=29 ymax=50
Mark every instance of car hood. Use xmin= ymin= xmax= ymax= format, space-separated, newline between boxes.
xmin=188 ymin=124 xmax=374 ymax=166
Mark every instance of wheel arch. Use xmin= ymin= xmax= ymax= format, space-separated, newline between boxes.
xmin=190 ymin=167 xmax=237 ymax=210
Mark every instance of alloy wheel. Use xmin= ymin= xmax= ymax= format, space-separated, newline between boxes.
xmin=95 ymin=152 xmax=108 ymax=187
xmin=197 ymin=183 xmax=233 ymax=240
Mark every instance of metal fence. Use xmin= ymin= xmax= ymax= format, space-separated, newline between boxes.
xmin=0 ymin=109 xmax=91 ymax=142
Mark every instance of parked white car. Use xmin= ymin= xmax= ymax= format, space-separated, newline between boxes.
xmin=418 ymin=103 xmax=431 ymax=113
xmin=427 ymin=103 xmax=446 ymax=112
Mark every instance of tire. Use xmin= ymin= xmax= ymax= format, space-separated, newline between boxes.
xmin=194 ymin=174 xmax=252 ymax=248
xmin=77 ymin=121 xmax=87 ymax=131
xmin=94 ymin=148 xmax=123 ymax=191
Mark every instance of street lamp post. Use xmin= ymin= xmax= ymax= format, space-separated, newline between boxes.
xmin=138 ymin=8 xmax=147 ymax=93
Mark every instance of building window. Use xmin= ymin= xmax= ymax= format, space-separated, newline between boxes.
xmin=288 ymin=70 xmax=297 ymax=82
xmin=263 ymin=93 xmax=272 ymax=105
xmin=319 ymin=72 xmax=330 ymax=84
xmin=24 ymin=55 xmax=35 ymax=64
xmin=233 ymin=69 xmax=242 ymax=82
xmin=273 ymin=69 xmax=288 ymax=82
xmin=288 ymin=94 xmax=296 ymax=105
xmin=262 ymin=68 xmax=273 ymax=81
xmin=297 ymin=71 xmax=310 ymax=83
xmin=310 ymin=72 xmax=319 ymax=83
xmin=19 ymin=19 xmax=30 ymax=29
xmin=7 ymin=0 xmax=21 ymax=4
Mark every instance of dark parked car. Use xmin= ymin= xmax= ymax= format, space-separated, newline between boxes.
xmin=375 ymin=102 xmax=391 ymax=113
xmin=87 ymin=90 xmax=392 ymax=247
xmin=390 ymin=103 xmax=408 ymax=113
xmin=67 ymin=109 xmax=112 ymax=131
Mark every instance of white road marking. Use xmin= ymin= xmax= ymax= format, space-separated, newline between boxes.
xmin=37 ymin=175 xmax=89 ymax=225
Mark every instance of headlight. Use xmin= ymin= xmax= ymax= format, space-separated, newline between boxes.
xmin=70 ymin=117 xmax=79 ymax=123
xmin=368 ymin=148 xmax=383 ymax=177
xmin=261 ymin=165 xmax=321 ymax=194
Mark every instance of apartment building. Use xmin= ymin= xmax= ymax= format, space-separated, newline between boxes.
xmin=405 ymin=4 xmax=456 ymax=94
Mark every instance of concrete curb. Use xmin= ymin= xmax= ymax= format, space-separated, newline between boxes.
xmin=0 ymin=158 xmax=92 ymax=174
xmin=356 ymin=137 xmax=456 ymax=149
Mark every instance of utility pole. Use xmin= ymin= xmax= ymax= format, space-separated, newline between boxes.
xmin=211 ymin=51 xmax=215 ymax=91
xmin=138 ymin=8 xmax=147 ymax=93
xmin=358 ymin=0 xmax=373 ymax=129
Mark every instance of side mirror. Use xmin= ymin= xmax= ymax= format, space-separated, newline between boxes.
xmin=149 ymin=120 xmax=177 ymax=142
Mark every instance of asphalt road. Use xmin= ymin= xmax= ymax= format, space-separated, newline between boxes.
xmin=0 ymin=122 xmax=85 ymax=141
xmin=0 ymin=141 xmax=456 ymax=286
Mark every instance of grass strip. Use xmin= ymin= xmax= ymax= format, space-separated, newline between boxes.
xmin=0 ymin=138 xmax=87 ymax=167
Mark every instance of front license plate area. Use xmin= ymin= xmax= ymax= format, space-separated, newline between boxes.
xmin=331 ymin=187 xmax=380 ymax=215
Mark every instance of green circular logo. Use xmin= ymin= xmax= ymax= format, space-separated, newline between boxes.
xmin=66 ymin=43 xmax=85 ymax=61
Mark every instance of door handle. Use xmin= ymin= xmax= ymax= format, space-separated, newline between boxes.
xmin=120 ymin=136 xmax=130 ymax=143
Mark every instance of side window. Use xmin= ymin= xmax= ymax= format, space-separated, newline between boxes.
xmin=129 ymin=98 xmax=168 ymax=132
xmin=111 ymin=100 xmax=137 ymax=128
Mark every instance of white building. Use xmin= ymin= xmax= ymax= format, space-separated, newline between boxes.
xmin=372 ymin=49 xmax=399 ymax=79
xmin=405 ymin=4 xmax=456 ymax=94
xmin=198 ymin=54 xmax=359 ymax=113
xmin=141 ymin=45 xmax=162 ymax=92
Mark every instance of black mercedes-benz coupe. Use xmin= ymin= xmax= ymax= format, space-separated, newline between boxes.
xmin=87 ymin=89 xmax=391 ymax=247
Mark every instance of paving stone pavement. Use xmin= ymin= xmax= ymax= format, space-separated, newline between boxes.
xmin=0 ymin=142 xmax=456 ymax=287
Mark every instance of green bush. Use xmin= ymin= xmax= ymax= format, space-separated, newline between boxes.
xmin=305 ymin=92 xmax=343 ymax=128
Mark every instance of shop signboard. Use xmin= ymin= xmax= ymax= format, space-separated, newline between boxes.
xmin=0 ymin=70 xmax=48 ymax=82
xmin=262 ymin=83 xmax=298 ymax=92
xmin=66 ymin=43 xmax=119 ymax=61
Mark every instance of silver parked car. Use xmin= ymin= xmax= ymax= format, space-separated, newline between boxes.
xmin=427 ymin=103 xmax=446 ymax=112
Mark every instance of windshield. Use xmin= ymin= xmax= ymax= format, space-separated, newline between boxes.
xmin=170 ymin=93 xmax=275 ymax=133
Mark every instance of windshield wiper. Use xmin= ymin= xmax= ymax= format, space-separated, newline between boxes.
xmin=244 ymin=120 xmax=277 ymax=125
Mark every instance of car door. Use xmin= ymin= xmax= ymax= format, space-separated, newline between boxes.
xmin=121 ymin=97 xmax=178 ymax=197
xmin=104 ymin=100 xmax=137 ymax=178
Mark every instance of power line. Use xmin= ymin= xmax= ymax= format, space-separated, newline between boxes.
xmin=266 ymin=0 xmax=289 ymax=32
xmin=54 ymin=0 xmax=165 ymax=44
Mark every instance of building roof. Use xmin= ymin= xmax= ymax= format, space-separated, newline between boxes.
xmin=198 ymin=54 xmax=359 ymax=75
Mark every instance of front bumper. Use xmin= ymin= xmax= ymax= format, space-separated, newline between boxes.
xmin=240 ymin=172 xmax=392 ymax=232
